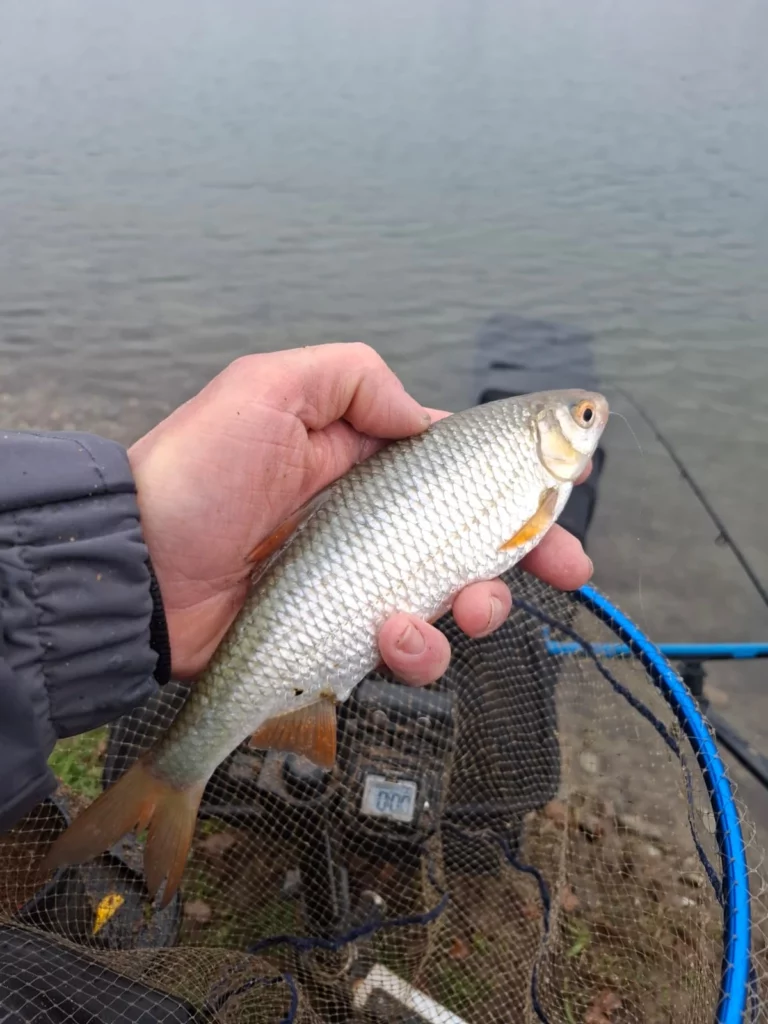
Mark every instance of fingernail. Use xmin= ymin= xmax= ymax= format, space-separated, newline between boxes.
xmin=396 ymin=623 xmax=426 ymax=655
xmin=485 ymin=596 xmax=504 ymax=634
xmin=587 ymin=557 xmax=594 ymax=576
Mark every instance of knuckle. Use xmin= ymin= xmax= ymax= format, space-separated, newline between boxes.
xmin=224 ymin=354 xmax=259 ymax=381
xmin=346 ymin=341 xmax=386 ymax=370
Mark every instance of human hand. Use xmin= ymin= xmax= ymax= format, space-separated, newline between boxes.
xmin=128 ymin=343 xmax=593 ymax=683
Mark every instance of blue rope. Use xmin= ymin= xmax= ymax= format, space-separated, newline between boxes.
xmin=278 ymin=973 xmax=299 ymax=1024
xmin=513 ymin=596 xmax=723 ymax=901
xmin=245 ymin=862 xmax=449 ymax=959
xmin=502 ymin=840 xmax=553 ymax=1024
xmin=245 ymin=893 xmax=450 ymax=958
xmin=440 ymin=825 xmax=554 ymax=1024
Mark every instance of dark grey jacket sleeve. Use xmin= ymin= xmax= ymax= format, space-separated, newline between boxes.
xmin=0 ymin=430 xmax=168 ymax=833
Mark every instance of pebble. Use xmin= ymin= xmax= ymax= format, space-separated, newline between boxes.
xmin=579 ymin=751 xmax=599 ymax=774
xmin=282 ymin=869 xmax=302 ymax=898
xmin=645 ymin=844 xmax=662 ymax=859
xmin=543 ymin=800 xmax=568 ymax=827
xmin=704 ymin=684 xmax=729 ymax=708
xmin=521 ymin=902 xmax=542 ymax=921
xmin=617 ymin=813 xmax=664 ymax=842
xmin=449 ymin=937 xmax=471 ymax=961
xmin=680 ymin=870 xmax=705 ymax=888
xmin=701 ymin=810 xmax=717 ymax=835
xmin=559 ymin=884 xmax=580 ymax=912
xmin=199 ymin=831 xmax=237 ymax=857
xmin=183 ymin=899 xmax=212 ymax=924
xmin=578 ymin=812 xmax=605 ymax=841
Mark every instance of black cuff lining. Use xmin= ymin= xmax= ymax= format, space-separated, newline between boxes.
xmin=147 ymin=559 xmax=172 ymax=685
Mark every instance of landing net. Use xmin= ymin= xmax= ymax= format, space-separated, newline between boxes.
xmin=1 ymin=569 xmax=765 ymax=1024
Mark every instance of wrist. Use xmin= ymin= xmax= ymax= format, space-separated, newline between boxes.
xmin=126 ymin=436 xmax=247 ymax=681
xmin=127 ymin=443 xmax=184 ymax=682
xmin=138 ymin=542 xmax=228 ymax=679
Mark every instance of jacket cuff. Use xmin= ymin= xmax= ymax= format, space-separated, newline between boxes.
xmin=0 ymin=431 xmax=162 ymax=742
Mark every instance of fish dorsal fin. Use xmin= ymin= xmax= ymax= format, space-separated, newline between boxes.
xmin=246 ymin=485 xmax=335 ymax=581
xmin=248 ymin=697 xmax=337 ymax=770
xmin=499 ymin=487 xmax=559 ymax=551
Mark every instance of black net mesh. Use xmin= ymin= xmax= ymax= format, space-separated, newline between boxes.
xmin=2 ymin=569 xmax=766 ymax=1024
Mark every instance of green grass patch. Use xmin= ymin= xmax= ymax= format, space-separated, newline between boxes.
xmin=431 ymin=960 xmax=495 ymax=1015
xmin=48 ymin=727 xmax=107 ymax=800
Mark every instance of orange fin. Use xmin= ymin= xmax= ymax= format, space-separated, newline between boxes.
xmin=41 ymin=758 xmax=205 ymax=910
xmin=246 ymin=485 xmax=332 ymax=565
xmin=247 ymin=517 xmax=302 ymax=565
xmin=248 ymin=699 xmax=337 ymax=770
xmin=500 ymin=488 xmax=559 ymax=551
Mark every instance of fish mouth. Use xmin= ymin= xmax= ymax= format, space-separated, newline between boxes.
xmin=591 ymin=394 xmax=610 ymax=436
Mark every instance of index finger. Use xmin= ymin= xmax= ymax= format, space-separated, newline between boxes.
xmin=259 ymin=343 xmax=432 ymax=440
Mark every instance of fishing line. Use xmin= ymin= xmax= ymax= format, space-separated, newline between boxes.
xmin=608 ymin=408 xmax=644 ymax=457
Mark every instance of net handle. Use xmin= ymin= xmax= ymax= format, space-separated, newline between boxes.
xmin=575 ymin=585 xmax=751 ymax=1024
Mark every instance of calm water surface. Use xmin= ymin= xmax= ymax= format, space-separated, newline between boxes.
xmin=1 ymin=0 xmax=766 ymax=587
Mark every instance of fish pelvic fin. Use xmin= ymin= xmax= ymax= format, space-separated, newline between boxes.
xmin=41 ymin=757 xmax=205 ymax=910
xmin=246 ymin=485 xmax=334 ymax=568
xmin=249 ymin=696 xmax=337 ymax=770
xmin=499 ymin=487 xmax=560 ymax=551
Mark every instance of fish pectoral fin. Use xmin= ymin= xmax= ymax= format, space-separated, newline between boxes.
xmin=246 ymin=485 xmax=334 ymax=566
xmin=499 ymin=487 xmax=560 ymax=551
xmin=40 ymin=757 xmax=205 ymax=911
xmin=248 ymin=698 xmax=337 ymax=770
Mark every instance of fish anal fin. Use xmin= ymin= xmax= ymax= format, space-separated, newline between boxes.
xmin=249 ymin=699 xmax=337 ymax=770
xmin=40 ymin=757 xmax=205 ymax=911
xmin=500 ymin=487 xmax=559 ymax=551
xmin=246 ymin=485 xmax=333 ymax=565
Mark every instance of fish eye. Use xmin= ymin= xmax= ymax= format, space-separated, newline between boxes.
xmin=572 ymin=400 xmax=596 ymax=427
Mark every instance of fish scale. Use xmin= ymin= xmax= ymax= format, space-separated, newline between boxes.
xmin=42 ymin=388 xmax=608 ymax=907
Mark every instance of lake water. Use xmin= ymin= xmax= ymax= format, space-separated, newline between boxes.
xmin=1 ymin=0 xmax=767 ymax=810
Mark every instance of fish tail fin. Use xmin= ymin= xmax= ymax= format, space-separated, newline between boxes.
xmin=42 ymin=757 xmax=205 ymax=909
xmin=144 ymin=777 xmax=206 ymax=906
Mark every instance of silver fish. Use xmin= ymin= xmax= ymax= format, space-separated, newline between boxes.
xmin=43 ymin=389 xmax=608 ymax=905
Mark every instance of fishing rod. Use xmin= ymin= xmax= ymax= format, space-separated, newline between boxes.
xmin=614 ymin=386 xmax=768 ymax=611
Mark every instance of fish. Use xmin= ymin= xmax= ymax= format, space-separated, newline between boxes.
xmin=41 ymin=388 xmax=608 ymax=907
